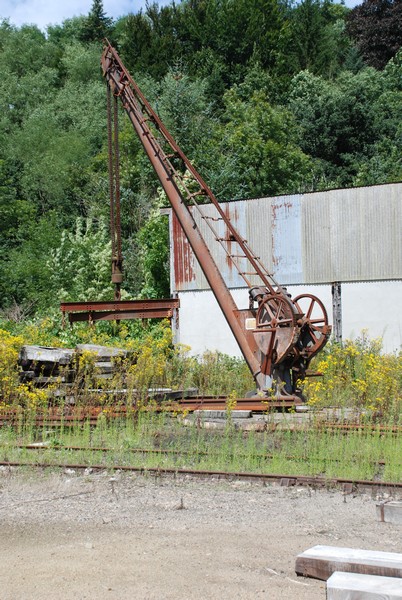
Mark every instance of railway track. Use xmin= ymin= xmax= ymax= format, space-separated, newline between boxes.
xmin=0 ymin=396 xmax=296 ymax=427
xmin=0 ymin=401 xmax=401 ymax=433
xmin=0 ymin=460 xmax=400 ymax=493
xmin=2 ymin=421 xmax=400 ymax=490
xmin=7 ymin=443 xmax=399 ymax=468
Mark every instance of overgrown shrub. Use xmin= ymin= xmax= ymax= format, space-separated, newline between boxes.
xmin=303 ymin=332 xmax=402 ymax=421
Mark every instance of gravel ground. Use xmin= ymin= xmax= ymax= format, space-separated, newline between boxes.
xmin=0 ymin=467 xmax=400 ymax=600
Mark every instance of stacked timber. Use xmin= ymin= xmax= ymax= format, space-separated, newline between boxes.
xmin=18 ymin=345 xmax=75 ymax=385
xmin=17 ymin=344 xmax=197 ymax=404
xmin=75 ymin=344 xmax=128 ymax=380
xmin=18 ymin=344 xmax=129 ymax=402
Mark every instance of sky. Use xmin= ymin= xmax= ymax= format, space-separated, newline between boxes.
xmin=0 ymin=0 xmax=361 ymax=31
xmin=0 ymin=0 xmax=172 ymax=30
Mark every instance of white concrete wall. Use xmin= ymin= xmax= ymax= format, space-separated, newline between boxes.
xmin=175 ymin=281 xmax=402 ymax=356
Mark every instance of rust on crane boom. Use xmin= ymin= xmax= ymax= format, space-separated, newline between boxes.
xmin=101 ymin=41 xmax=331 ymax=398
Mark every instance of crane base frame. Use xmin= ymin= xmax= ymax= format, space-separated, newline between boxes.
xmin=60 ymin=299 xmax=180 ymax=324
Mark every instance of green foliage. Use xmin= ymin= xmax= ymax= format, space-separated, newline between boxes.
xmin=217 ymin=89 xmax=312 ymax=197
xmin=176 ymin=350 xmax=255 ymax=397
xmin=286 ymin=0 xmax=352 ymax=78
xmin=155 ymin=69 xmax=213 ymax=154
xmin=304 ymin=333 xmax=402 ymax=421
xmin=137 ymin=209 xmax=170 ymax=299
xmin=287 ymin=62 xmax=401 ymax=186
xmin=346 ymin=0 xmax=402 ymax=69
xmin=79 ymin=0 xmax=114 ymax=44
xmin=118 ymin=5 xmax=182 ymax=80
xmin=61 ymin=42 xmax=102 ymax=84
xmin=0 ymin=3 xmax=400 ymax=315
xmin=0 ymin=211 xmax=62 ymax=310
xmin=9 ymin=109 xmax=91 ymax=210
xmin=0 ymin=23 xmax=59 ymax=76
xmin=118 ymin=0 xmax=288 ymax=90
xmin=47 ymin=217 xmax=114 ymax=303
xmin=46 ymin=17 xmax=88 ymax=46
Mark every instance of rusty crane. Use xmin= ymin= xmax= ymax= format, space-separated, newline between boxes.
xmin=101 ymin=41 xmax=331 ymax=398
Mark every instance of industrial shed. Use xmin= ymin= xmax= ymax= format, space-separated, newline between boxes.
xmin=167 ymin=183 xmax=402 ymax=356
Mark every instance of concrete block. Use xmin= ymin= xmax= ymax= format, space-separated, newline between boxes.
xmin=193 ymin=410 xmax=252 ymax=419
xmin=377 ymin=502 xmax=402 ymax=525
xmin=295 ymin=545 xmax=402 ymax=581
xmin=76 ymin=344 xmax=127 ymax=359
xmin=327 ymin=571 xmax=402 ymax=599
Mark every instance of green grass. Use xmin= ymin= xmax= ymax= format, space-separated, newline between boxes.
xmin=0 ymin=410 xmax=401 ymax=483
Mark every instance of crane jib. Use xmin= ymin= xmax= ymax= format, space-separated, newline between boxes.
xmin=101 ymin=41 xmax=331 ymax=398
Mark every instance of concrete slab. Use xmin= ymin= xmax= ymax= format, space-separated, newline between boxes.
xmin=377 ymin=502 xmax=402 ymax=525
xmin=327 ymin=571 xmax=402 ymax=599
xmin=295 ymin=545 xmax=402 ymax=581
xmin=193 ymin=410 xmax=252 ymax=419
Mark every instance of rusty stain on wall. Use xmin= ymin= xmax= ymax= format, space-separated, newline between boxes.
xmin=172 ymin=212 xmax=195 ymax=288
xmin=170 ymin=184 xmax=401 ymax=291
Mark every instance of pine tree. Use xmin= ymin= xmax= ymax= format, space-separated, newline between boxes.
xmin=80 ymin=0 xmax=113 ymax=44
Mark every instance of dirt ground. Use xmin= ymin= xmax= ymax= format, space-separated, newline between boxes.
xmin=0 ymin=468 xmax=400 ymax=600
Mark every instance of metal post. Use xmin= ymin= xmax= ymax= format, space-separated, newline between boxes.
xmin=332 ymin=282 xmax=342 ymax=343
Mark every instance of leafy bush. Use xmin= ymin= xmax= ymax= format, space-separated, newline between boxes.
xmin=47 ymin=217 xmax=114 ymax=303
xmin=0 ymin=328 xmax=23 ymax=404
xmin=303 ymin=332 xmax=402 ymax=421
xmin=1 ymin=316 xmax=401 ymax=421
xmin=0 ymin=328 xmax=49 ymax=408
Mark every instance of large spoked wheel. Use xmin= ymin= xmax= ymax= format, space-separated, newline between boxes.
xmin=293 ymin=293 xmax=331 ymax=360
xmin=256 ymin=294 xmax=297 ymax=329
xmin=254 ymin=294 xmax=298 ymax=366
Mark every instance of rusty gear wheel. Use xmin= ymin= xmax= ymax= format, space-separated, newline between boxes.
xmin=293 ymin=293 xmax=331 ymax=361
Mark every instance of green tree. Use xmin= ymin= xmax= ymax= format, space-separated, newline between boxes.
xmin=0 ymin=22 xmax=60 ymax=76
xmin=118 ymin=4 xmax=181 ymax=80
xmin=136 ymin=205 xmax=170 ymax=299
xmin=353 ymin=51 xmax=402 ymax=183
xmin=286 ymin=0 xmax=351 ymax=78
xmin=287 ymin=63 xmax=401 ymax=186
xmin=117 ymin=0 xmax=289 ymax=93
xmin=346 ymin=0 xmax=402 ymax=69
xmin=155 ymin=69 xmax=214 ymax=154
xmin=0 ymin=211 xmax=62 ymax=310
xmin=2 ymin=36 xmax=107 ymax=218
xmin=0 ymin=23 xmax=115 ymax=312
xmin=47 ymin=217 xmax=114 ymax=302
xmin=215 ymin=89 xmax=312 ymax=198
xmin=80 ymin=0 xmax=113 ymax=44
xmin=46 ymin=17 xmax=87 ymax=46
xmin=116 ymin=13 xmax=155 ymax=75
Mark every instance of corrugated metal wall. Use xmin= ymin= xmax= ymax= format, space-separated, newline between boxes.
xmin=170 ymin=183 xmax=402 ymax=292
xmin=302 ymin=184 xmax=402 ymax=282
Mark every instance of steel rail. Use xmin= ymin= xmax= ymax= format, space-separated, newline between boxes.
xmin=2 ymin=421 xmax=398 ymax=435
xmin=9 ymin=444 xmax=398 ymax=467
xmin=0 ymin=461 xmax=401 ymax=491
xmin=0 ymin=404 xmax=401 ymax=432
